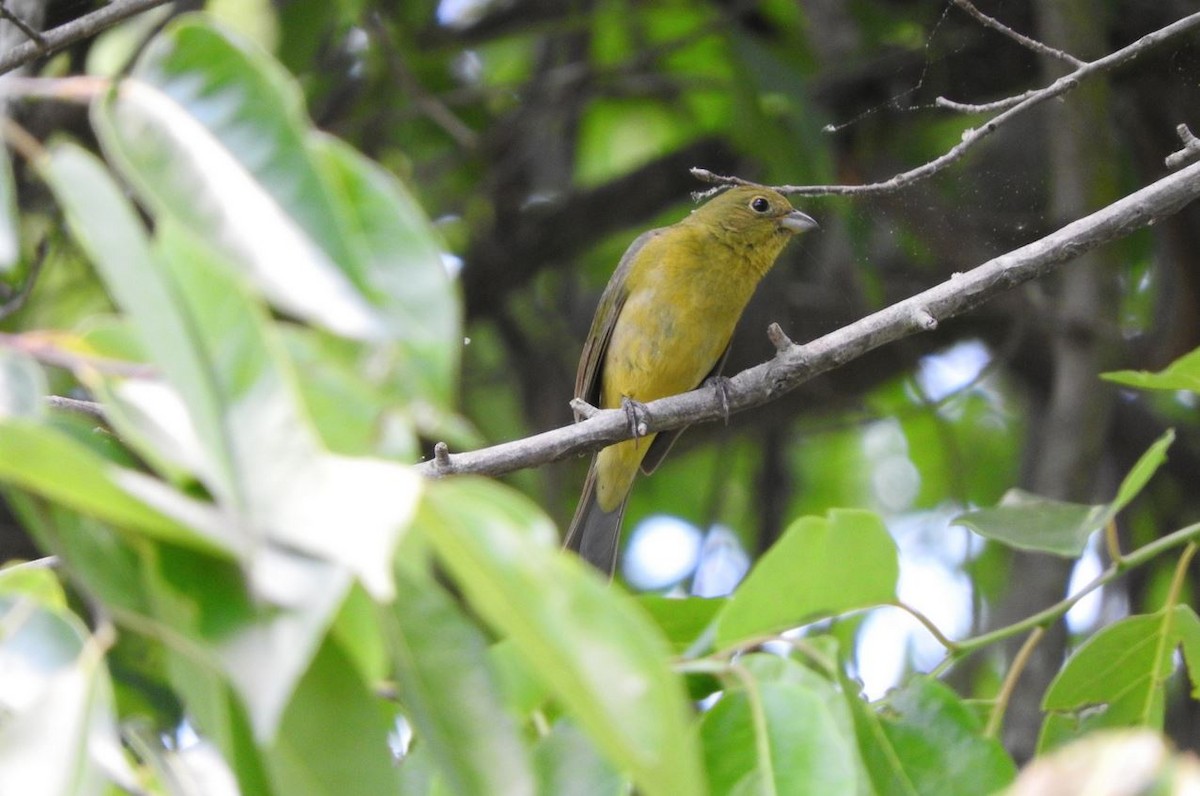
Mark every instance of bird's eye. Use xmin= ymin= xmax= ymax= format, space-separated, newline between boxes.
xmin=750 ymin=197 xmax=771 ymax=213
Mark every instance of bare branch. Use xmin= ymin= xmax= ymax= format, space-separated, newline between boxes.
xmin=949 ymin=0 xmax=1084 ymax=68
xmin=696 ymin=12 xmax=1200 ymax=198
xmin=0 ymin=0 xmax=171 ymax=77
xmin=416 ymin=158 xmax=1200 ymax=478
xmin=1166 ymin=123 xmax=1200 ymax=171
xmin=45 ymin=395 xmax=106 ymax=421
xmin=0 ymin=2 xmax=47 ymax=47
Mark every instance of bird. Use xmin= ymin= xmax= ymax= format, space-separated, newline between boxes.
xmin=563 ymin=184 xmax=818 ymax=576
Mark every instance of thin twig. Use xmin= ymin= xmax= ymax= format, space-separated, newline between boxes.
xmin=0 ymin=0 xmax=171 ymax=77
xmin=45 ymin=395 xmax=106 ymax=421
xmin=1166 ymin=123 xmax=1200 ymax=170
xmin=0 ymin=1 xmax=46 ymax=47
xmin=950 ymin=0 xmax=1084 ymax=67
xmin=948 ymin=521 xmax=1200 ymax=658
xmin=416 ymin=157 xmax=1200 ymax=478
xmin=934 ymin=91 xmax=1033 ymax=114
xmin=1104 ymin=518 xmax=1123 ymax=567
xmin=984 ymin=626 xmax=1045 ymax=739
xmin=695 ymin=12 xmax=1200 ymax=198
xmin=365 ymin=12 xmax=478 ymax=150
xmin=892 ymin=600 xmax=959 ymax=652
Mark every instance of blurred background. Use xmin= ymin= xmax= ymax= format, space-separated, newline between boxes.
xmin=3 ymin=0 xmax=1200 ymax=760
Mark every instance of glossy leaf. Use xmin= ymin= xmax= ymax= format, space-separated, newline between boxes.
xmin=154 ymin=220 xmax=418 ymax=600
xmin=0 ymin=595 xmax=135 ymax=794
xmin=1109 ymin=429 xmax=1174 ymax=516
xmin=309 ymin=135 xmax=460 ymax=408
xmin=1177 ymin=605 xmax=1200 ymax=701
xmin=847 ymin=675 xmax=1015 ymax=796
xmin=953 ymin=489 xmax=1107 ymax=557
xmin=700 ymin=654 xmax=864 ymax=795
xmin=266 ymin=637 xmax=402 ymax=796
xmin=636 ymin=595 xmax=724 ymax=654
xmin=1103 ymin=347 xmax=1200 ymax=393
xmin=145 ymin=542 xmax=352 ymax=743
xmin=420 ymin=478 xmax=705 ymax=796
xmin=715 ymin=510 xmax=898 ymax=648
xmin=0 ymin=349 xmax=45 ymax=418
xmin=94 ymin=19 xmax=381 ymax=340
xmin=0 ymin=419 xmax=236 ymax=554
xmin=1039 ymin=607 xmax=1194 ymax=752
xmin=534 ymin=720 xmax=624 ymax=796
xmin=955 ymin=431 xmax=1173 ymax=557
xmin=385 ymin=569 xmax=535 ymax=796
xmin=40 ymin=141 xmax=238 ymax=507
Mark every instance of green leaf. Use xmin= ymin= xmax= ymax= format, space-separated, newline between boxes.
xmin=0 ymin=561 xmax=65 ymax=609
xmin=385 ymin=569 xmax=535 ymax=796
xmin=0 ymin=145 xmax=16 ymax=272
xmin=0 ymin=419 xmax=237 ymax=554
xmin=153 ymin=220 xmax=418 ymax=601
xmin=715 ymin=510 xmax=898 ymax=648
xmin=39 ymin=141 xmax=239 ymax=509
xmin=94 ymin=18 xmax=381 ymax=340
xmin=1176 ymin=605 xmax=1200 ymax=700
xmin=952 ymin=489 xmax=1107 ymax=557
xmin=1109 ymin=429 xmax=1174 ymax=516
xmin=534 ymin=720 xmax=625 ymax=796
xmin=266 ymin=636 xmax=401 ymax=796
xmin=0 ymin=349 xmax=45 ymax=418
xmin=309 ymin=135 xmax=460 ymax=408
xmin=0 ymin=595 xmax=136 ymax=793
xmin=1039 ymin=607 xmax=1191 ymax=752
xmin=699 ymin=654 xmax=863 ymax=796
xmin=636 ymin=595 xmax=724 ymax=654
xmin=848 ymin=675 xmax=1014 ymax=796
xmin=1103 ymin=347 xmax=1200 ymax=393
xmin=420 ymin=478 xmax=705 ymax=796
xmin=144 ymin=542 xmax=352 ymax=743
xmin=954 ymin=431 xmax=1174 ymax=557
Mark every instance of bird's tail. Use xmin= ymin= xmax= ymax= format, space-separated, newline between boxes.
xmin=563 ymin=460 xmax=628 ymax=577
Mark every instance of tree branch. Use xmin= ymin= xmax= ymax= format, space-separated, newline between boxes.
xmin=693 ymin=11 xmax=1200 ymax=198
xmin=0 ymin=0 xmax=171 ymax=77
xmin=417 ymin=157 xmax=1200 ymax=478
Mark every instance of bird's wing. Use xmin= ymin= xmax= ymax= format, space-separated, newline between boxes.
xmin=639 ymin=341 xmax=731 ymax=474
xmin=574 ymin=228 xmax=660 ymax=414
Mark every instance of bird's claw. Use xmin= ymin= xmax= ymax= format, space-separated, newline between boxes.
xmin=704 ymin=375 xmax=733 ymax=424
xmin=620 ymin=395 xmax=651 ymax=443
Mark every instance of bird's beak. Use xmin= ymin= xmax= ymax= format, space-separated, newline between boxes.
xmin=778 ymin=210 xmax=819 ymax=234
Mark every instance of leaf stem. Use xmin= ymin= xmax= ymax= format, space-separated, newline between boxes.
xmin=891 ymin=600 xmax=960 ymax=652
xmin=984 ymin=626 xmax=1045 ymax=739
xmin=946 ymin=521 xmax=1200 ymax=660
xmin=1104 ymin=518 xmax=1124 ymax=567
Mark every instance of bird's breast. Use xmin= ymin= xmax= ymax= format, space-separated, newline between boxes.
xmin=601 ymin=266 xmax=749 ymax=409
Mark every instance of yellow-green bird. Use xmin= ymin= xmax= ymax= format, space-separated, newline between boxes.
xmin=564 ymin=185 xmax=818 ymax=575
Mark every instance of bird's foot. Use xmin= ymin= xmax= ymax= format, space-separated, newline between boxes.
xmin=620 ymin=395 xmax=651 ymax=442
xmin=703 ymin=375 xmax=733 ymax=424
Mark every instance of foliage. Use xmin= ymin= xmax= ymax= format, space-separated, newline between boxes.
xmin=1 ymin=3 xmax=1199 ymax=796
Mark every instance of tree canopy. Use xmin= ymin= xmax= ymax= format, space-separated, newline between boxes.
xmin=1 ymin=1 xmax=1200 ymax=794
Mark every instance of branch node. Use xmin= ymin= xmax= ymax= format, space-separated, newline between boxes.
xmin=1165 ymin=123 xmax=1200 ymax=170
xmin=912 ymin=308 xmax=939 ymax=331
xmin=433 ymin=442 xmax=452 ymax=474
xmin=569 ymin=397 xmax=599 ymax=419
xmin=766 ymin=322 xmax=794 ymax=353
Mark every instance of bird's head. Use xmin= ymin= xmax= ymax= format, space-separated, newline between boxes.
xmin=690 ymin=185 xmax=818 ymax=245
